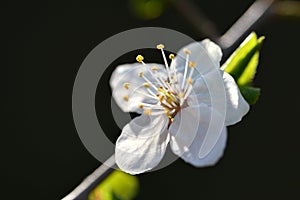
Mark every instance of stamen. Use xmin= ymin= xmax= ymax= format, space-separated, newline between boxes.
xmin=141 ymin=74 xmax=159 ymax=91
xmin=183 ymin=85 xmax=193 ymax=103
xmin=158 ymin=95 xmax=164 ymax=102
xmin=157 ymin=44 xmax=171 ymax=80
xmin=135 ymin=90 xmax=158 ymax=101
xmin=184 ymin=48 xmax=191 ymax=55
xmin=168 ymin=109 xmax=176 ymax=115
xmin=161 ymin=99 xmax=173 ymax=109
xmin=156 ymin=44 xmax=165 ymax=49
xmin=181 ymin=53 xmax=190 ymax=89
xmin=144 ymin=109 xmax=152 ymax=115
xmin=151 ymin=66 xmax=158 ymax=71
xmin=138 ymin=72 xmax=143 ymax=77
xmin=123 ymin=95 xmax=129 ymax=102
xmin=169 ymin=54 xmax=175 ymax=59
xmin=189 ymin=61 xmax=196 ymax=68
xmin=146 ymin=87 xmax=158 ymax=99
xmin=184 ymin=64 xmax=195 ymax=92
xmin=145 ymin=65 xmax=169 ymax=89
xmin=150 ymin=110 xmax=170 ymax=116
xmin=139 ymin=102 xmax=164 ymax=110
xmin=123 ymin=83 xmax=130 ymax=90
xmin=178 ymin=92 xmax=184 ymax=99
xmin=187 ymin=77 xmax=193 ymax=85
xmin=136 ymin=55 xmax=144 ymax=63
xmin=143 ymin=83 xmax=150 ymax=88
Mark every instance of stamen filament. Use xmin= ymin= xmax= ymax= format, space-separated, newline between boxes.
xmin=140 ymin=102 xmax=164 ymax=109
xmin=184 ymin=67 xmax=194 ymax=92
xmin=157 ymin=44 xmax=172 ymax=81
xmin=147 ymin=67 xmax=169 ymax=89
xmin=149 ymin=110 xmax=168 ymax=116
xmin=141 ymin=74 xmax=159 ymax=91
xmin=135 ymin=90 xmax=159 ymax=101
xmin=182 ymin=85 xmax=193 ymax=104
xmin=181 ymin=54 xmax=190 ymax=90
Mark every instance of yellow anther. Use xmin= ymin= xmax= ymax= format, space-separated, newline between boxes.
xmin=136 ymin=55 xmax=144 ymax=63
xmin=189 ymin=61 xmax=196 ymax=68
xmin=184 ymin=48 xmax=191 ymax=55
xmin=187 ymin=77 xmax=193 ymax=85
xmin=178 ymin=92 xmax=184 ymax=98
xmin=156 ymin=44 xmax=165 ymax=49
xmin=123 ymin=95 xmax=129 ymax=101
xmin=169 ymin=54 xmax=175 ymax=59
xmin=123 ymin=83 xmax=130 ymax=89
xmin=170 ymin=76 xmax=174 ymax=79
xmin=138 ymin=72 xmax=143 ymax=77
xmin=139 ymin=104 xmax=144 ymax=109
xmin=143 ymin=83 xmax=150 ymax=88
xmin=158 ymin=86 xmax=164 ymax=93
xmin=158 ymin=95 xmax=164 ymax=102
xmin=151 ymin=66 xmax=158 ymax=71
xmin=144 ymin=109 xmax=152 ymax=115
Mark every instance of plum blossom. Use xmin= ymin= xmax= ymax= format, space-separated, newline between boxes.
xmin=110 ymin=40 xmax=249 ymax=174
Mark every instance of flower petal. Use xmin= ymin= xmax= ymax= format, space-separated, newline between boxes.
xmin=115 ymin=114 xmax=169 ymax=174
xmin=201 ymin=39 xmax=223 ymax=65
xmin=169 ymin=105 xmax=226 ymax=167
xmin=222 ymin=72 xmax=249 ymax=125
xmin=170 ymin=39 xmax=222 ymax=82
xmin=187 ymin=71 xmax=249 ymax=126
xmin=110 ymin=63 xmax=168 ymax=113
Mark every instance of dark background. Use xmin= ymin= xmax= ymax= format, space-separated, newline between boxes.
xmin=3 ymin=0 xmax=300 ymax=199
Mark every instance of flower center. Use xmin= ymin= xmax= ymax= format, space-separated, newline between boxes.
xmin=123 ymin=44 xmax=196 ymax=120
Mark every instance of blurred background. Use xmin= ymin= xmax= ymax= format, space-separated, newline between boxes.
xmin=3 ymin=0 xmax=300 ymax=199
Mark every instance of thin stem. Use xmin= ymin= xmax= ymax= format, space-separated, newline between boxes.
xmin=61 ymin=155 xmax=116 ymax=200
xmin=219 ymin=0 xmax=275 ymax=50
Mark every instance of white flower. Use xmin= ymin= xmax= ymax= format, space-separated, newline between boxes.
xmin=110 ymin=40 xmax=249 ymax=174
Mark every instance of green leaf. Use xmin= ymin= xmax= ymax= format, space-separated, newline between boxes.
xmin=222 ymin=32 xmax=257 ymax=79
xmin=221 ymin=32 xmax=264 ymax=105
xmin=89 ymin=170 xmax=139 ymax=200
xmin=240 ymin=86 xmax=261 ymax=105
xmin=237 ymin=36 xmax=264 ymax=86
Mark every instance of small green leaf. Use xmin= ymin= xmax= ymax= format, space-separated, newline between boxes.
xmin=237 ymin=36 xmax=265 ymax=86
xmin=221 ymin=32 xmax=264 ymax=105
xmin=89 ymin=170 xmax=139 ymax=200
xmin=240 ymin=86 xmax=261 ymax=105
xmin=222 ymin=32 xmax=258 ymax=79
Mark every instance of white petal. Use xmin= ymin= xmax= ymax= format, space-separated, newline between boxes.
xmin=170 ymin=40 xmax=222 ymax=82
xmin=186 ymin=75 xmax=212 ymax=106
xmin=201 ymin=39 xmax=223 ymax=65
xmin=115 ymin=114 xmax=169 ymax=174
xmin=110 ymin=63 xmax=168 ymax=113
xmin=222 ymin=72 xmax=250 ymax=125
xmin=169 ymin=105 xmax=226 ymax=167
xmin=187 ymin=71 xmax=249 ymax=126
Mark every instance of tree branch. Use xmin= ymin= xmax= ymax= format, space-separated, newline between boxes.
xmin=61 ymin=155 xmax=116 ymax=200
